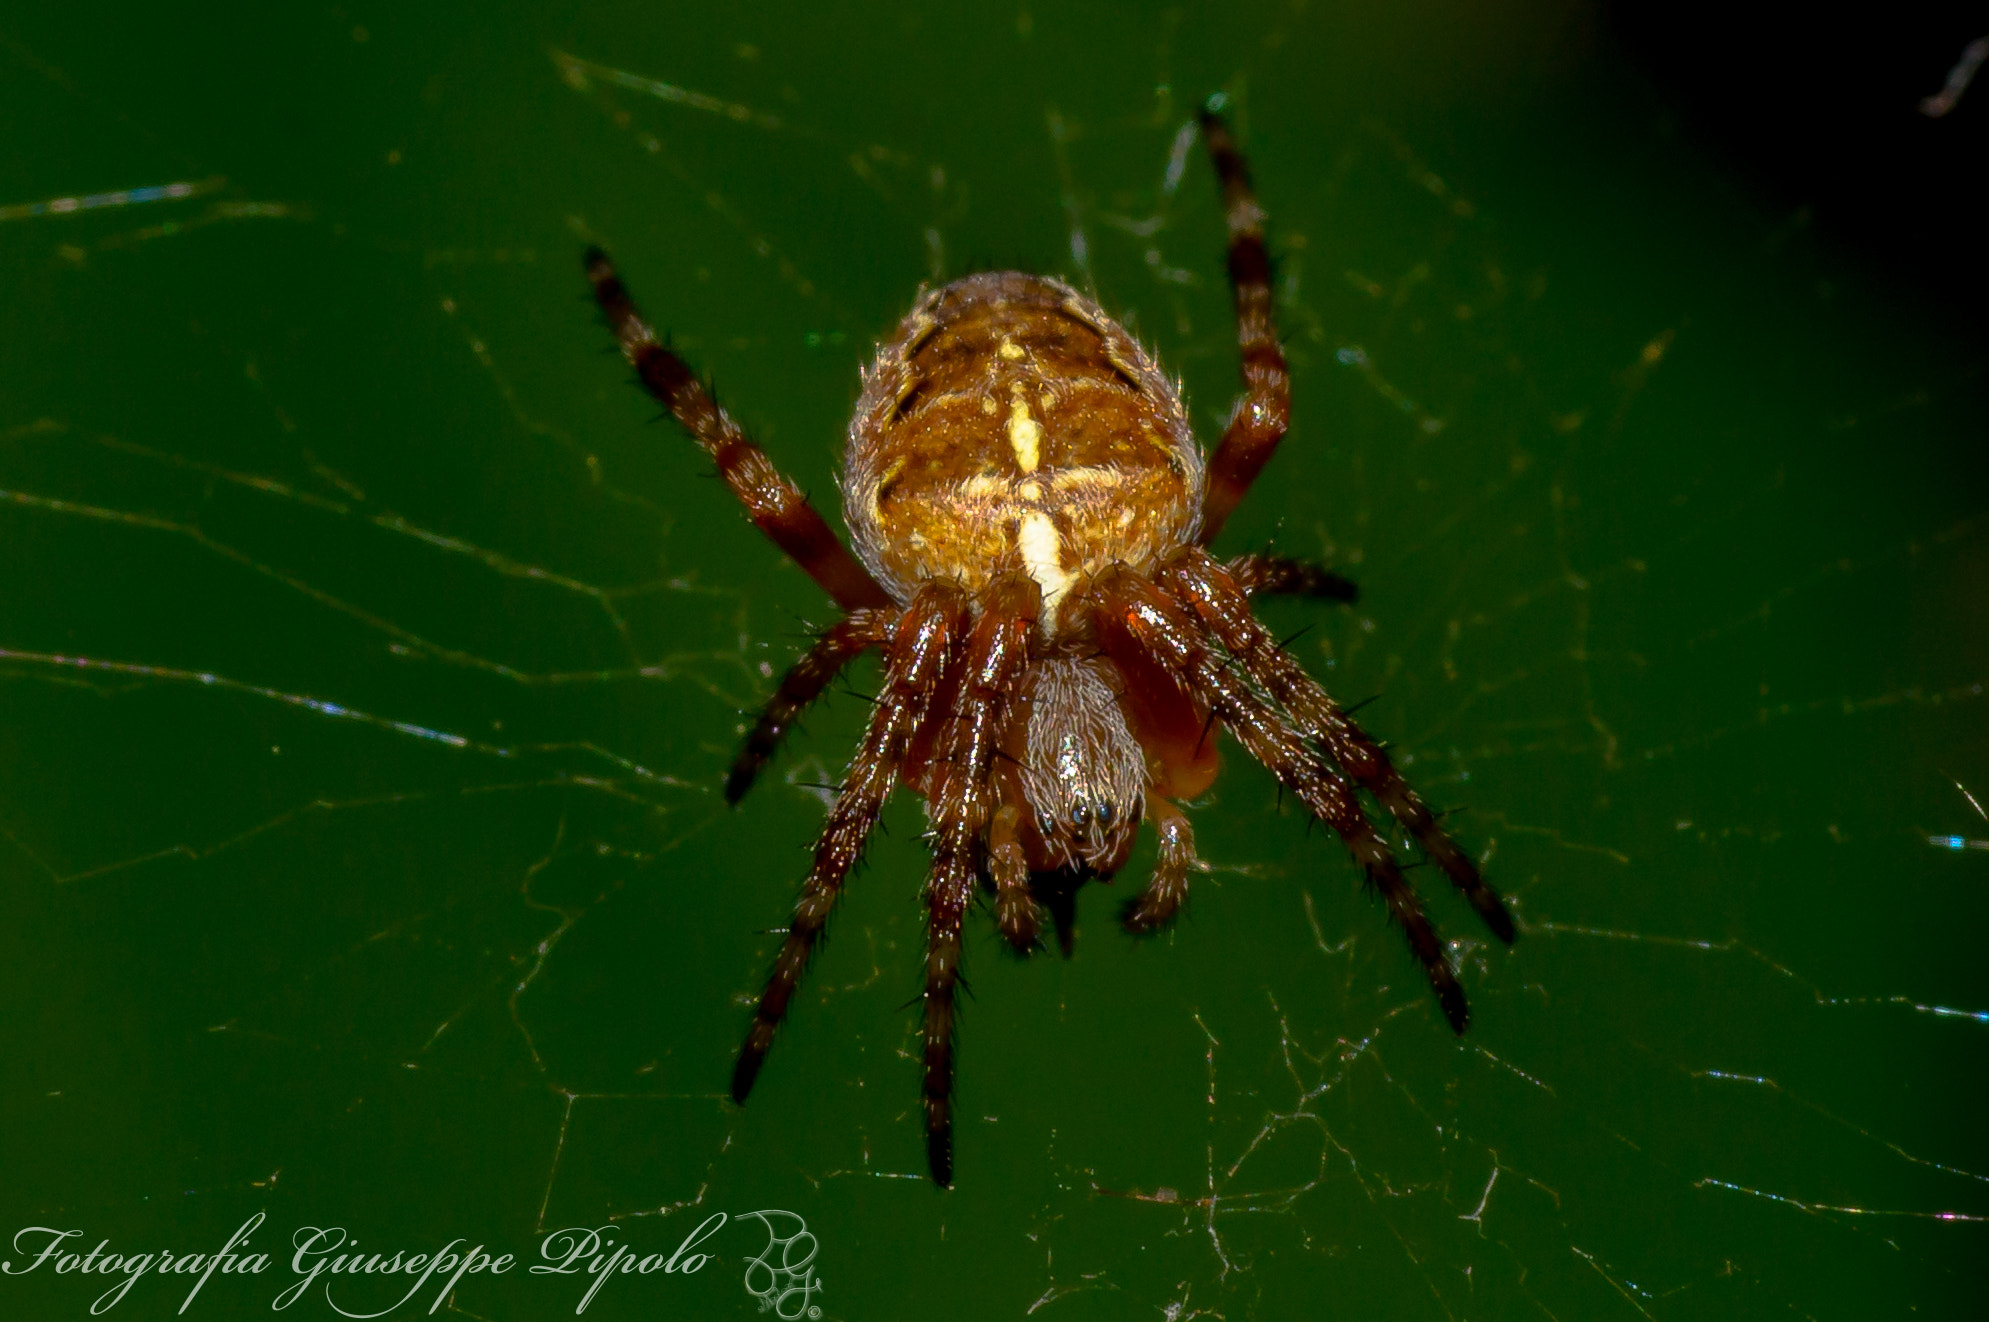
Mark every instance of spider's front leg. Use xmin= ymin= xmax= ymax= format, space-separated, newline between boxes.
xmin=1091 ymin=568 xmax=1473 ymax=1033
xmin=917 ymin=573 xmax=1038 ymax=1187
xmin=726 ymin=610 xmax=889 ymax=805
xmin=1161 ymin=549 xmax=1516 ymax=945
xmin=731 ymin=584 xmax=966 ymax=1106
xmin=1110 ymin=547 xmax=1359 ymax=923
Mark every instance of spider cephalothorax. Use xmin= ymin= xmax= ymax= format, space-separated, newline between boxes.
xmin=586 ymin=104 xmax=1515 ymax=1188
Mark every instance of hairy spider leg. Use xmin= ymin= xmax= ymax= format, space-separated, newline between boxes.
xmin=1163 ymin=549 xmax=1517 ymax=944
xmin=1121 ymin=795 xmax=1203 ymax=933
xmin=917 ymin=573 xmax=1038 ymax=1187
xmin=726 ymin=610 xmax=890 ymax=805
xmin=731 ymin=585 xmax=967 ymax=1107
xmin=585 ymin=248 xmax=894 ymax=612
xmin=1092 ymin=568 xmax=1473 ymax=1034
xmin=1226 ymin=552 xmax=1360 ymax=605
xmin=1196 ymin=108 xmax=1292 ymax=547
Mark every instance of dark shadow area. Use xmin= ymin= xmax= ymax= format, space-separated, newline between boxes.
xmin=1610 ymin=5 xmax=1989 ymax=317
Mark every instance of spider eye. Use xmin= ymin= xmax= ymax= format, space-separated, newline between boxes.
xmin=1038 ymin=812 xmax=1057 ymax=839
xmin=1095 ymin=801 xmax=1114 ymax=826
xmin=1071 ymin=804 xmax=1092 ymax=829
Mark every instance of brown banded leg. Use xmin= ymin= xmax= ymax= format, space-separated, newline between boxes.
xmin=1163 ymin=549 xmax=1515 ymax=945
xmin=917 ymin=575 xmax=1038 ymax=1187
xmin=1091 ymin=568 xmax=1471 ymax=1033
xmin=1227 ymin=552 xmax=1359 ymax=605
xmin=1122 ymin=796 xmax=1203 ymax=934
xmin=726 ymin=610 xmax=890 ymax=805
xmin=585 ymin=248 xmax=893 ymax=612
xmin=1196 ymin=107 xmax=1291 ymax=547
xmin=731 ymin=584 xmax=967 ymax=1107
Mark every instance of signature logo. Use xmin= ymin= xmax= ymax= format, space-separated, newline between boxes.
xmin=737 ymin=1211 xmax=823 ymax=1319
xmin=1 ymin=1210 xmax=828 ymax=1315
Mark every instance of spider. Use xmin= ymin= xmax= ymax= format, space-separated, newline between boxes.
xmin=585 ymin=103 xmax=1515 ymax=1188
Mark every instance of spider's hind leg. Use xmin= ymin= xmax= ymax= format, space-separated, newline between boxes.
xmin=1228 ymin=552 xmax=1359 ymax=605
xmin=1196 ymin=106 xmax=1291 ymax=546
xmin=584 ymin=247 xmax=893 ymax=612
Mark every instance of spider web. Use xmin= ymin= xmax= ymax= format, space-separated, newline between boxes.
xmin=2 ymin=4 xmax=1985 ymax=1319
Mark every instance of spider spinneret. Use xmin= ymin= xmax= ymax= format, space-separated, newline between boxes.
xmin=585 ymin=104 xmax=1515 ymax=1189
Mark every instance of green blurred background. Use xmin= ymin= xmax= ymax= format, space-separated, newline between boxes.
xmin=3 ymin=2 xmax=1985 ymax=1317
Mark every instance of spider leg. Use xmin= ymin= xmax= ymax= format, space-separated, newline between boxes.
xmin=918 ymin=574 xmax=1038 ymax=1188
xmin=1227 ymin=552 xmax=1359 ymax=605
xmin=1091 ymin=568 xmax=1472 ymax=1033
xmin=585 ymin=248 xmax=894 ymax=612
xmin=1163 ymin=549 xmax=1516 ymax=944
xmin=1196 ymin=107 xmax=1291 ymax=547
xmin=1122 ymin=795 xmax=1204 ymax=934
xmin=731 ymin=584 xmax=967 ymax=1107
xmin=726 ymin=609 xmax=890 ymax=805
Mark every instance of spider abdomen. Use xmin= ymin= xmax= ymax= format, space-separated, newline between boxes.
xmin=844 ymin=272 xmax=1206 ymax=636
